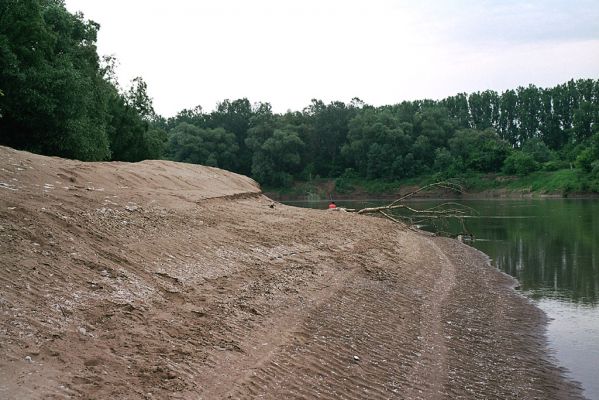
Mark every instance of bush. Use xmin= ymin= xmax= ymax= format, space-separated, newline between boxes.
xmin=576 ymin=148 xmax=596 ymax=172
xmin=334 ymin=177 xmax=355 ymax=193
xmin=542 ymin=160 xmax=569 ymax=171
xmin=271 ymin=172 xmax=294 ymax=188
xmin=502 ymin=152 xmax=539 ymax=175
xmin=522 ymin=138 xmax=555 ymax=163
xmin=340 ymin=168 xmax=359 ymax=179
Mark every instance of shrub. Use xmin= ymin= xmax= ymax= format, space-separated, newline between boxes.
xmin=502 ymin=152 xmax=539 ymax=175
xmin=575 ymin=148 xmax=595 ymax=172
xmin=542 ymin=160 xmax=569 ymax=171
xmin=334 ymin=177 xmax=355 ymax=193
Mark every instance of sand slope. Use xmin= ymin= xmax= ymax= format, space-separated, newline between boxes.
xmin=0 ymin=146 xmax=583 ymax=399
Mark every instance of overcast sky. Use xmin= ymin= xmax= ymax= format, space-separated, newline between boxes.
xmin=65 ymin=0 xmax=599 ymax=117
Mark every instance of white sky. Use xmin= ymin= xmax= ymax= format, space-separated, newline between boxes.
xmin=65 ymin=0 xmax=599 ymax=117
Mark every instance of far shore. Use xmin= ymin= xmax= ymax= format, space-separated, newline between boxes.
xmin=265 ymin=187 xmax=599 ymax=202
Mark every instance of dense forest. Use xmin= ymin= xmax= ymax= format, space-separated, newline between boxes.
xmin=2 ymin=0 xmax=599 ymax=193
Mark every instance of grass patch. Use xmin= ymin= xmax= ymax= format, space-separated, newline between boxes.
xmin=502 ymin=169 xmax=582 ymax=194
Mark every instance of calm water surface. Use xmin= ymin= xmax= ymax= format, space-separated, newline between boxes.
xmin=285 ymin=199 xmax=599 ymax=399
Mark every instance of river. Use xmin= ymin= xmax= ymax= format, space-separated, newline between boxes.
xmin=284 ymin=198 xmax=599 ymax=399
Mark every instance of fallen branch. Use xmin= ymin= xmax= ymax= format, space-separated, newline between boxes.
xmin=388 ymin=180 xmax=464 ymax=206
xmin=353 ymin=180 xmax=474 ymax=237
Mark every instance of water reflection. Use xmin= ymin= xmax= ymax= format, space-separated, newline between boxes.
xmin=457 ymin=200 xmax=598 ymax=305
xmin=536 ymin=298 xmax=599 ymax=400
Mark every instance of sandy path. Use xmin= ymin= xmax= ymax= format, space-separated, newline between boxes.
xmin=0 ymin=146 xmax=584 ymax=399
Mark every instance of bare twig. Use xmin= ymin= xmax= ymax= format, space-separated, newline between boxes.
xmin=351 ymin=181 xmax=473 ymax=237
xmin=388 ymin=180 xmax=464 ymax=206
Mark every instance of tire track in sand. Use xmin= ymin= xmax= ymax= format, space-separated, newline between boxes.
xmin=222 ymin=233 xmax=457 ymax=399
xmin=402 ymin=236 xmax=457 ymax=400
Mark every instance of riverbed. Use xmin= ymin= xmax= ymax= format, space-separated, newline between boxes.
xmin=285 ymin=198 xmax=599 ymax=400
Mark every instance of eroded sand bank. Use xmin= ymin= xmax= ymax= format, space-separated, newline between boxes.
xmin=0 ymin=146 xmax=583 ymax=399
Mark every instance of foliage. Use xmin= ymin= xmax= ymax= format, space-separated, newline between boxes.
xmin=449 ymin=129 xmax=511 ymax=172
xmin=0 ymin=3 xmax=598 ymax=193
xmin=342 ymin=108 xmax=412 ymax=179
xmin=521 ymin=138 xmax=554 ymax=163
xmin=0 ymin=0 xmax=161 ymax=161
xmin=503 ymin=152 xmax=539 ymax=175
xmin=166 ymin=123 xmax=238 ymax=169
xmin=505 ymin=169 xmax=584 ymax=194
xmin=246 ymin=121 xmax=304 ymax=187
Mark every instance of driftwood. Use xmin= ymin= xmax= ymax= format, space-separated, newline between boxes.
xmin=353 ymin=181 xmax=474 ymax=235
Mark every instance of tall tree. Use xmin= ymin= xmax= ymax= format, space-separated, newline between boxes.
xmin=208 ymin=98 xmax=253 ymax=174
xmin=166 ymin=122 xmax=238 ymax=169
xmin=516 ymin=85 xmax=541 ymax=143
xmin=0 ymin=0 xmax=111 ymax=160
xmin=246 ymin=120 xmax=304 ymax=187
xmin=498 ymin=89 xmax=519 ymax=147
xmin=442 ymin=93 xmax=471 ymax=129
xmin=302 ymin=99 xmax=357 ymax=176
xmin=342 ymin=108 xmax=412 ymax=179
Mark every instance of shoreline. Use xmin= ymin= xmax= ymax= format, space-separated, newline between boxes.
xmin=266 ymin=189 xmax=599 ymax=202
xmin=430 ymin=236 xmax=584 ymax=399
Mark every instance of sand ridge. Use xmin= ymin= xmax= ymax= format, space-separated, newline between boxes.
xmin=0 ymin=146 xmax=584 ymax=399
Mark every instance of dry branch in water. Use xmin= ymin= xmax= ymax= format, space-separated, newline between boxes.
xmin=354 ymin=181 xmax=474 ymax=234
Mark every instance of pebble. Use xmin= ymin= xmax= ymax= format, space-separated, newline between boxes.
xmin=24 ymin=356 xmax=32 ymax=363
xmin=78 ymin=327 xmax=87 ymax=335
xmin=353 ymin=355 xmax=360 ymax=362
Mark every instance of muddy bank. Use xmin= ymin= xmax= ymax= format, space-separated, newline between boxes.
xmin=0 ymin=146 xmax=583 ymax=399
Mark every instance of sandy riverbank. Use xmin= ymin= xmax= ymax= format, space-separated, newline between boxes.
xmin=0 ymin=146 xmax=583 ymax=399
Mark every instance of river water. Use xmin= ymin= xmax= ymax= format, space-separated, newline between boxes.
xmin=285 ymin=198 xmax=599 ymax=399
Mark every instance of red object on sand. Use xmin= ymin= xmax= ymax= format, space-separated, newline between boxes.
xmin=328 ymin=202 xmax=336 ymax=209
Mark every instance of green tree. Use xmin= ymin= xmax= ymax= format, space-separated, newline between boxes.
xmin=413 ymin=106 xmax=455 ymax=149
xmin=449 ymin=129 xmax=510 ymax=172
xmin=522 ymin=138 xmax=554 ymax=163
xmin=302 ymin=99 xmax=357 ymax=176
xmin=0 ymin=0 xmax=112 ymax=160
xmin=442 ymin=93 xmax=471 ymax=129
xmin=166 ymin=122 xmax=238 ymax=169
xmin=142 ymin=128 xmax=167 ymax=160
xmin=573 ymin=101 xmax=598 ymax=142
xmin=0 ymin=0 xmax=162 ymax=162
xmin=503 ymin=152 xmax=539 ymax=175
xmin=246 ymin=125 xmax=304 ymax=187
xmin=168 ymin=105 xmax=205 ymax=130
xmin=516 ymin=85 xmax=541 ymax=143
xmin=538 ymin=88 xmax=565 ymax=150
xmin=469 ymin=90 xmax=499 ymax=130
xmin=342 ymin=108 xmax=411 ymax=179
xmin=126 ymin=77 xmax=156 ymax=121
xmin=207 ymin=98 xmax=254 ymax=174
xmin=498 ymin=89 xmax=519 ymax=147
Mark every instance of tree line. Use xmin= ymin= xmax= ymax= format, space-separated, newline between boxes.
xmin=1 ymin=1 xmax=598 ymax=189
xmin=154 ymin=79 xmax=599 ymax=188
